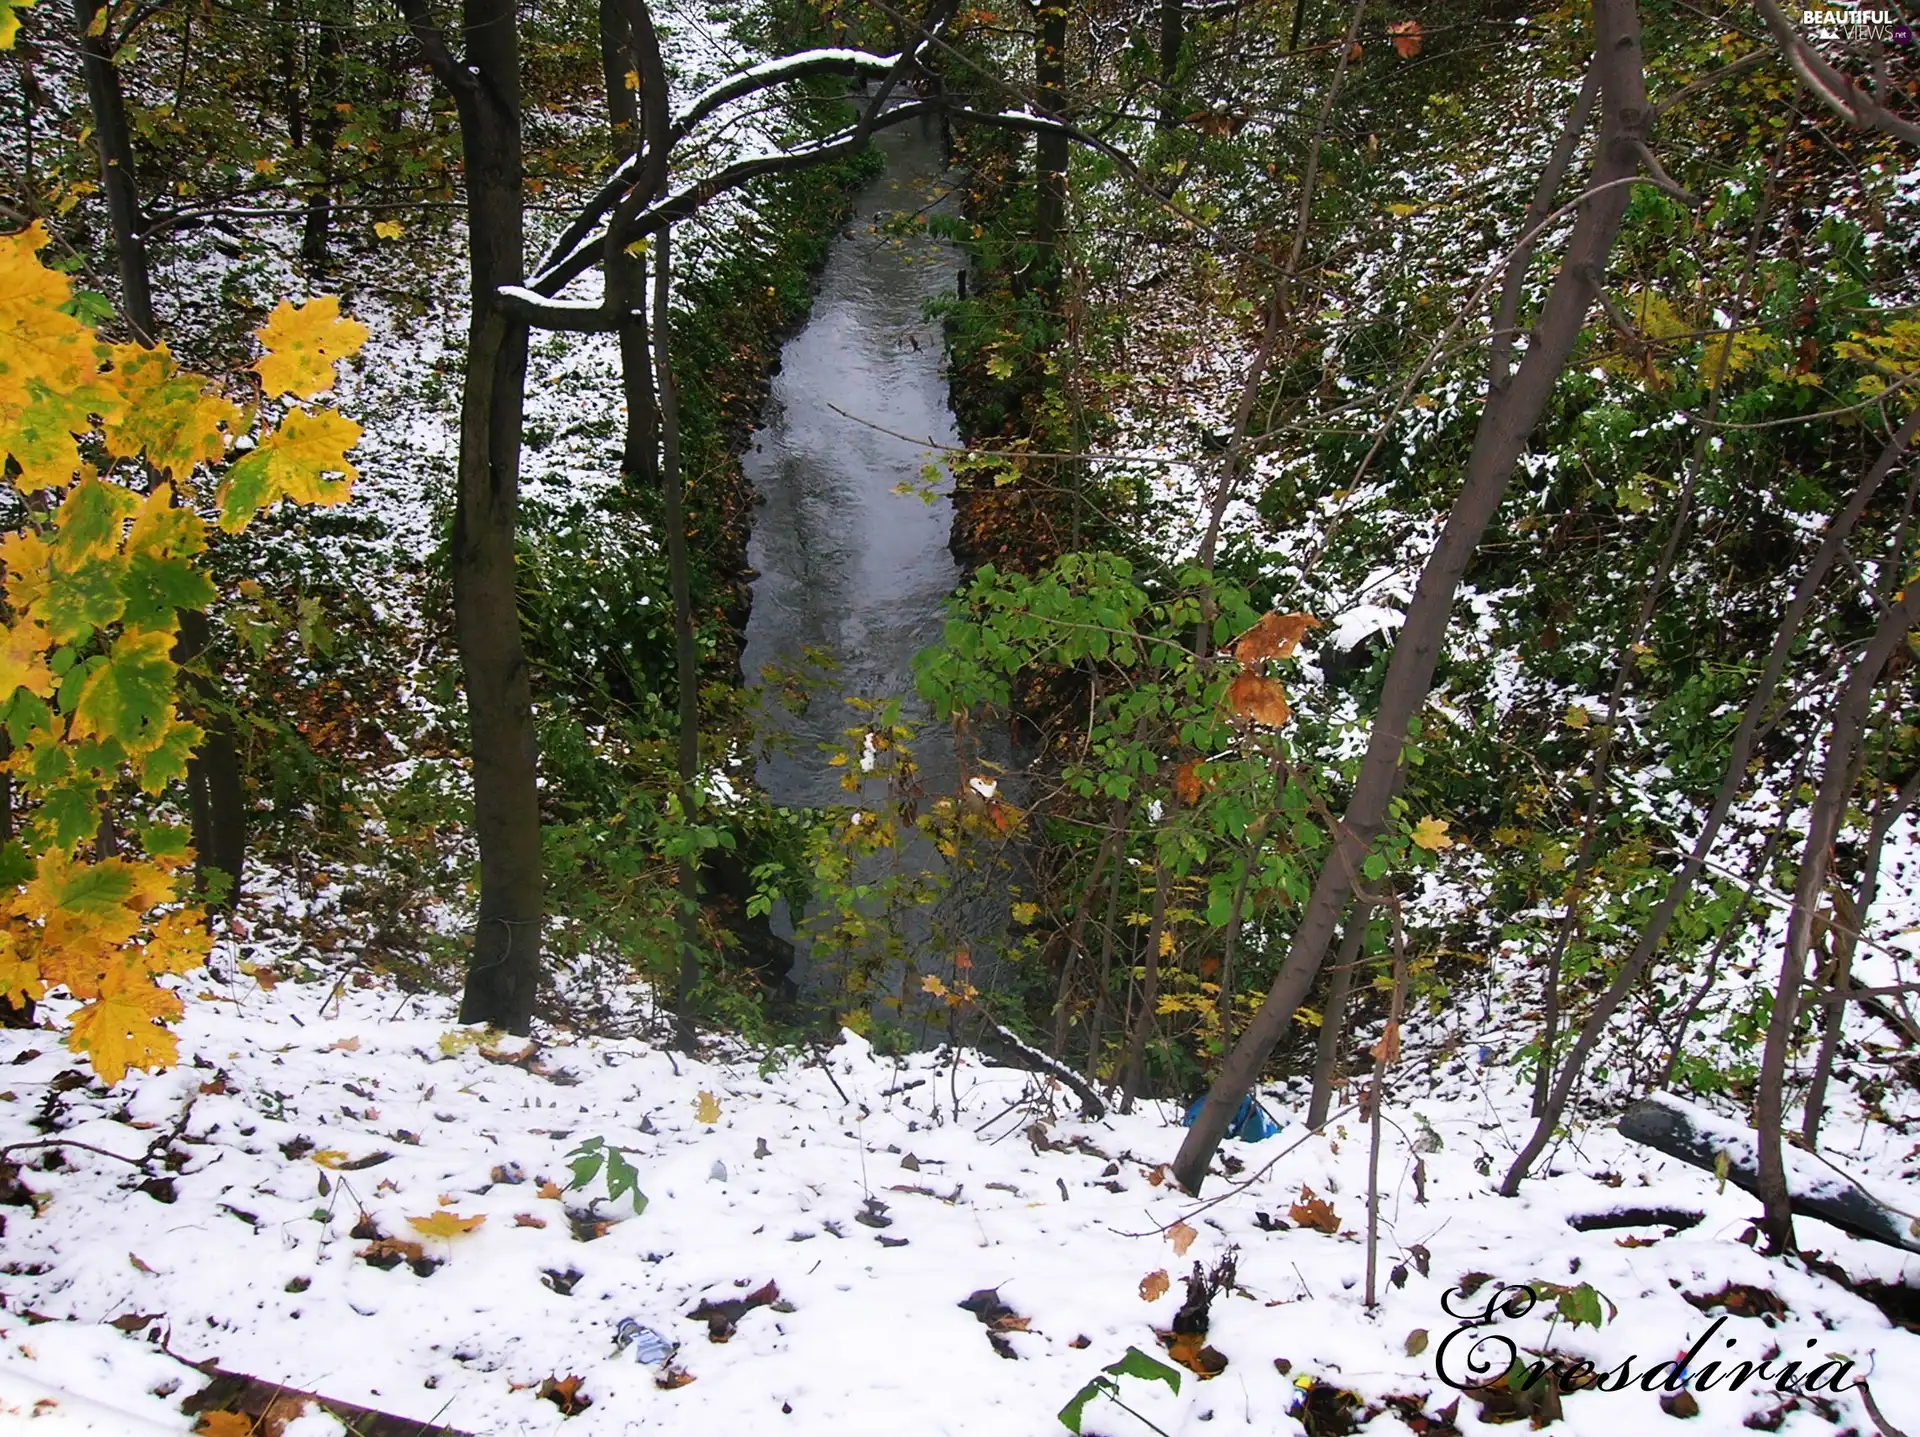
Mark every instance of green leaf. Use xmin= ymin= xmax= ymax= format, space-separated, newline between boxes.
xmin=567 ymin=1151 xmax=604 ymax=1191
xmin=1555 ymin=1282 xmax=1606 ymax=1329
xmin=69 ymin=629 xmax=174 ymax=752
xmin=1058 ymin=1377 xmax=1115 ymax=1434
xmin=120 ymin=552 xmax=214 ymax=632
xmin=0 ymin=839 xmax=32 ymax=888
xmin=605 ymin=1147 xmax=647 ymax=1213
xmin=1105 ymin=1346 xmax=1181 ymax=1393
xmin=36 ymin=556 xmax=128 ymax=644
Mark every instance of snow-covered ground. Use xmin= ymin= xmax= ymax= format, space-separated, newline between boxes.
xmin=1 ymin=967 xmax=1915 ymax=1436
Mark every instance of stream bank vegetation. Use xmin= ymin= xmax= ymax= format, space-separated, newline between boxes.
xmin=1 ymin=0 xmax=1919 ymax=1429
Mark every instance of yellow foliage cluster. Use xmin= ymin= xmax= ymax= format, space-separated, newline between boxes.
xmin=0 ymin=222 xmax=366 ymax=1083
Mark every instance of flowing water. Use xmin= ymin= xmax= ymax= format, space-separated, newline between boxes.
xmin=739 ymin=108 xmax=1008 ymax=1016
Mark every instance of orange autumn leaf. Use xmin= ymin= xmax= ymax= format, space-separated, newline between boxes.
xmin=1231 ymin=611 xmax=1320 ymax=665
xmin=1139 ymin=1269 xmax=1171 ymax=1301
xmin=193 ymin=1414 xmax=254 ymax=1437
xmin=1173 ymin=759 xmax=1205 ymax=806
xmin=537 ymin=1180 xmax=564 ymax=1200
xmin=1289 ymin=1185 xmax=1340 ymax=1234
xmin=514 ymin=1212 xmax=548 ymax=1229
xmin=1166 ymin=1219 xmax=1197 ymax=1257
xmin=1369 ymin=1020 xmax=1401 ymax=1065
xmin=1225 ymin=671 xmax=1291 ymax=728
xmin=1389 ymin=19 xmax=1421 ymax=57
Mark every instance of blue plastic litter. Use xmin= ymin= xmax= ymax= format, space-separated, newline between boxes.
xmin=612 ymin=1318 xmax=677 ymax=1365
xmin=1181 ymin=1094 xmax=1281 ymax=1141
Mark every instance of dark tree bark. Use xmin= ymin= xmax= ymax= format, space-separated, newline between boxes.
xmin=599 ymin=0 xmax=640 ymax=159
xmin=301 ymin=0 xmax=350 ymax=269
xmin=1173 ymin=0 xmax=1653 ymax=1196
xmin=1501 ymin=404 xmax=1920 ymax=1195
xmin=1156 ymin=0 xmax=1183 ymax=131
xmin=396 ymin=0 xmax=543 ymax=1034
xmin=1306 ymin=900 xmax=1367 ymax=1129
xmin=1754 ymin=581 xmax=1920 ymax=1253
xmin=72 ymin=0 xmax=249 ymax=908
xmin=1120 ymin=824 xmax=1175 ymax=1110
xmin=1031 ymin=0 xmax=1069 ymax=305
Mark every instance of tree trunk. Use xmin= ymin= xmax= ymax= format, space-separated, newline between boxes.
xmin=1754 ymin=580 xmax=1920 ymax=1253
xmin=1306 ymin=900 xmax=1366 ymax=1129
xmin=395 ymin=0 xmax=544 ymax=1033
xmin=73 ymin=0 xmax=249 ymax=907
xmin=1031 ymin=0 xmax=1068 ymax=305
xmin=301 ymin=0 xmax=349 ymax=269
xmin=1120 ymin=831 xmax=1175 ymax=1111
xmin=599 ymin=0 xmax=639 ymax=159
xmin=1155 ymin=0 xmax=1182 ymax=131
xmin=1502 ymin=402 xmax=1920 ymax=1195
xmin=1173 ymin=0 xmax=1652 ymax=1196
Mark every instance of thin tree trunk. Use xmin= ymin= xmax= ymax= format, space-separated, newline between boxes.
xmin=1502 ymin=403 xmax=1920 ymax=1195
xmin=1031 ymin=0 xmax=1068 ymax=305
xmin=300 ymin=0 xmax=348 ymax=269
xmin=599 ymin=0 xmax=638 ymax=158
xmin=73 ymin=0 xmax=248 ymax=907
xmin=1802 ymin=747 xmax=1920 ymax=1149
xmin=1155 ymin=0 xmax=1183 ymax=131
xmin=1082 ymin=837 xmax=1130 ymax=1082
xmin=1755 ymin=583 xmax=1920 ymax=1252
xmin=1049 ymin=796 xmax=1132 ymax=1056
xmin=652 ymin=228 xmax=704 ymax=1052
xmin=1174 ymin=0 xmax=1653 ymax=1196
xmin=1363 ymin=900 xmax=1408 ymax=1309
xmin=1120 ymin=823 xmax=1175 ymax=1111
xmin=1307 ymin=899 xmax=1367 ymax=1129
xmin=397 ymin=0 xmax=544 ymax=1033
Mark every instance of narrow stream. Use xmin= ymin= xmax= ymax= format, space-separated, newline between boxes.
xmin=739 ymin=107 xmax=1001 ymax=1016
xmin=740 ymin=111 xmax=964 ymax=804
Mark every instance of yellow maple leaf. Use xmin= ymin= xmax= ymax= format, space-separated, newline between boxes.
xmin=312 ymin=1149 xmax=351 ymax=1169
xmin=1563 ymin=704 xmax=1591 ymax=730
xmin=372 ymin=220 xmax=405 ymax=240
xmin=0 ymin=222 xmax=98 ymax=412
xmin=1410 ymin=816 xmax=1453 ymax=851
xmin=193 ymin=1413 xmax=254 ymax=1437
xmin=101 ymin=343 xmax=239 ymax=478
xmin=0 ymin=928 xmax=44 ymax=1007
xmin=66 ymin=962 xmax=182 ymax=1085
xmin=142 ymin=910 xmax=210 ymax=975
xmin=694 ymin=1090 xmax=720 ymax=1124
xmin=0 ymin=0 xmax=40 ymax=51
xmin=0 ymin=529 xmax=50 ymax=610
xmin=407 ymin=1211 xmax=486 ymax=1241
xmin=0 ymin=615 xmax=54 ymax=703
xmin=253 ymin=296 xmax=369 ymax=399
xmin=217 ymin=408 xmax=360 ymax=530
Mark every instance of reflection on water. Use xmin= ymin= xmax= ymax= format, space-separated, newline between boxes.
xmin=738 ymin=108 xmax=1011 ymax=1025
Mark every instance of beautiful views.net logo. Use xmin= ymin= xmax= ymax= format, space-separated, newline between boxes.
xmin=1796 ymin=1 xmax=1914 ymax=45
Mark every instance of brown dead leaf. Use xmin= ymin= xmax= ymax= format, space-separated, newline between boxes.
xmin=1232 ymin=611 xmax=1320 ymax=665
xmin=1140 ymin=1269 xmax=1171 ymax=1302
xmin=1144 ymin=1164 xmax=1169 ymax=1187
xmin=128 ymin=1252 xmax=156 ymax=1275
xmin=1173 ymin=760 xmax=1205 ymax=806
xmin=989 ymin=1314 xmax=1031 ymax=1332
xmin=1289 ymin=1185 xmax=1340 ymax=1234
xmin=1347 ymin=40 xmax=1363 ymax=60
xmin=537 ymin=1180 xmax=564 ymax=1200
xmin=538 ymin=1374 xmax=591 ymax=1415
xmin=1388 ymin=19 xmax=1421 ymax=57
xmin=1167 ymin=1220 xmax=1198 ymax=1257
xmin=1163 ymin=1330 xmax=1229 ymax=1379
xmin=326 ymin=1036 xmax=361 ymax=1052
xmin=1225 ymin=672 xmax=1291 ymax=728
xmin=514 ymin=1212 xmax=548 ymax=1229
xmin=1369 ymin=1020 xmax=1401 ymax=1065
xmin=655 ymin=1366 xmax=696 ymax=1390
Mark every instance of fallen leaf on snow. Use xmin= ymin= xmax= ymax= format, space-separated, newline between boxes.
xmin=407 ymin=1211 xmax=486 ymax=1240
xmin=1166 ymin=1220 xmax=1197 ymax=1257
xmin=326 ymin=1036 xmax=361 ymax=1052
xmin=128 ymin=1252 xmax=156 ymax=1274
xmin=694 ymin=1090 xmax=721 ymax=1125
xmin=538 ymin=1374 xmax=591 ymax=1415
xmin=514 ymin=1212 xmax=548 ymax=1228
xmin=1289 ymin=1186 xmax=1340 ymax=1234
xmin=1140 ymin=1269 xmax=1171 ymax=1302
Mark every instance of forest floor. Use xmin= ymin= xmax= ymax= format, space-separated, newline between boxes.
xmin=0 ymin=960 xmax=1915 ymax=1436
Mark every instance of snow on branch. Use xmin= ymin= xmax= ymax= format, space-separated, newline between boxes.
xmin=672 ymin=50 xmax=903 ymax=142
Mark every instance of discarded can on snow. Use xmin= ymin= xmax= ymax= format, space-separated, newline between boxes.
xmin=613 ymin=1318 xmax=676 ymax=1366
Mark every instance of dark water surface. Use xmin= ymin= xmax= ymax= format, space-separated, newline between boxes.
xmin=739 ymin=110 xmax=997 ymax=1010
